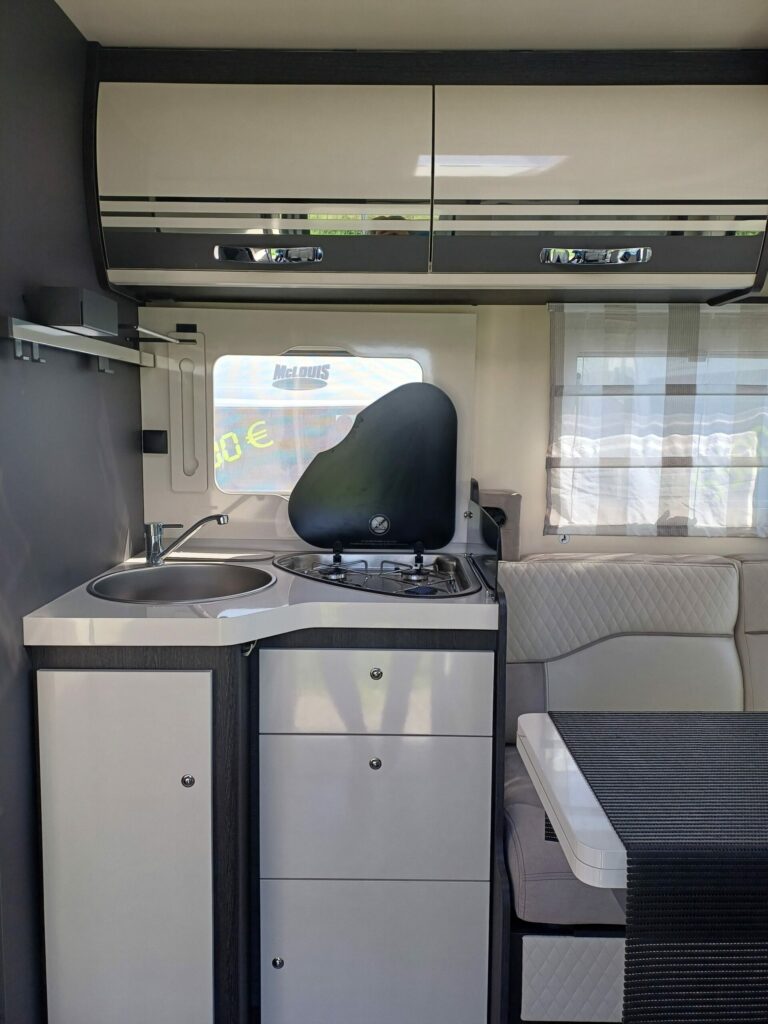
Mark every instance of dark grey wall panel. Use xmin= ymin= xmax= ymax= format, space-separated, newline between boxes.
xmin=0 ymin=2 xmax=143 ymax=1022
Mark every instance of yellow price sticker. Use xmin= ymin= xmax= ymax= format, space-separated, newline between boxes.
xmin=214 ymin=420 xmax=274 ymax=468
xmin=246 ymin=420 xmax=274 ymax=449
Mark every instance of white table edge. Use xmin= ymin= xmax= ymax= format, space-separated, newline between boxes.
xmin=517 ymin=713 xmax=627 ymax=889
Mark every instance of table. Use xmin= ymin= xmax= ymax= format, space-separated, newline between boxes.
xmin=517 ymin=712 xmax=626 ymax=888
xmin=517 ymin=711 xmax=768 ymax=1024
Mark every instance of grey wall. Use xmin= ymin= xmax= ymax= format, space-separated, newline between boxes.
xmin=0 ymin=3 xmax=144 ymax=1021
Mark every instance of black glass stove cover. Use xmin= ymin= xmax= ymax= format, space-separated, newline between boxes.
xmin=288 ymin=382 xmax=458 ymax=550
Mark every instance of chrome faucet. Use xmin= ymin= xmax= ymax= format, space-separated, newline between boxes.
xmin=144 ymin=515 xmax=230 ymax=566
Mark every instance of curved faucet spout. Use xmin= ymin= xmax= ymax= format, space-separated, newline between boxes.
xmin=144 ymin=514 xmax=229 ymax=566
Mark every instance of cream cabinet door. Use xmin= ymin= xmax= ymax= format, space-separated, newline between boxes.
xmin=37 ymin=670 xmax=213 ymax=1024
xmin=261 ymin=879 xmax=489 ymax=1024
xmin=432 ymin=85 xmax=768 ymax=280
xmin=98 ymin=84 xmax=433 ymax=279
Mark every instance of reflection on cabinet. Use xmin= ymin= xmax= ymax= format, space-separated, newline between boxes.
xmin=261 ymin=879 xmax=489 ymax=1024
xmin=37 ymin=670 xmax=213 ymax=1024
xmin=259 ymin=647 xmax=494 ymax=1023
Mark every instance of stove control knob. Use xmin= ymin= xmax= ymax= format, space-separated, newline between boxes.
xmin=370 ymin=667 xmax=383 ymax=680
xmin=369 ymin=758 xmax=382 ymax=770
xmin=272 ymin=957 xmax=285 ymax=970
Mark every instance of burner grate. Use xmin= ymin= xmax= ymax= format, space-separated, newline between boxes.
xmin=273 ymin=549 xmax=482 ymax=599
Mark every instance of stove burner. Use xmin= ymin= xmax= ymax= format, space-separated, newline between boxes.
xmin=317 ymin=565 xmax=347 ymax=582
xmin=402 ymin=568 xmax=429 ymax=582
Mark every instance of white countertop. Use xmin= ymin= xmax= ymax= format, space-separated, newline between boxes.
xmin=517 ymin=713 xmax=627 ymax=889
xmin=23 ymin=549 xmax=498 ymax=647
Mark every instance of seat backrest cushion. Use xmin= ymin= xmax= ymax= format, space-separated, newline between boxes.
xmin=735 ymin=557 xmax=768 ymax=711
xmin=500 ymin=555 xmax=743 ymax=740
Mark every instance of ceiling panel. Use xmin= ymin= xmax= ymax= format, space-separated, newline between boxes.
xmin=55 ymin=0 xmax=768 ymax=50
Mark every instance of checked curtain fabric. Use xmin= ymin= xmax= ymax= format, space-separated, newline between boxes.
xmin=546 ymin=303 xmax=768 ymax=537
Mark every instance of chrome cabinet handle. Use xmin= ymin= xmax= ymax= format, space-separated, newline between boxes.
xmin=370 ymin=667 xmax=383 ymax=680
xmin=272 ymin=957 xmax=285 ymax=969
xmin=369 ymin=758 xmax=382 ymax=770
xmin=540 ymin=246 xmax=652 ymax=266
xmin=214 ymin=245 xmax=324 ymax=265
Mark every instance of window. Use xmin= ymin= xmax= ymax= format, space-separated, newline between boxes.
xmin=547 ymin=304 xmax=768 ymax=537
xmin=212 ymin=354 xmax=423 ymax=493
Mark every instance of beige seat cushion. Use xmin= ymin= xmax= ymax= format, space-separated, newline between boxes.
xmin=504 ymin=746 xmax=626 ymax=927
xmin=735 ymin=556 xmax=768 ymax=711
xmin=500 ymin=554 xmax=744 ymax=740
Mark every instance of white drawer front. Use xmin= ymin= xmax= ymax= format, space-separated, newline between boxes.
xmin=260 ymin=734 xmax=491 ymax=880
xmin=259 ymin=648 xmax=494 ymax=735
xmin=261 ymin=879 xmax=489 ymax=1024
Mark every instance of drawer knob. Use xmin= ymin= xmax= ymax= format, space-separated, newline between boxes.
xmin=369 ymin=758 xmax=382 ymax=770
xmin=370 ymin=667 xmax=383 ymax=680
xmin=272 ymin=957 xmax=285 ymax=970
xmin=181 ymin=775 xmax=196 ymax=788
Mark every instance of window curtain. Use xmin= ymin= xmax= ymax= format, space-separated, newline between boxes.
xmin=546 ymin=303 xmax=768 ymax=537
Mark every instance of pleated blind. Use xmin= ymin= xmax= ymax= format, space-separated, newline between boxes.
xmin=547 ymin=303 xmax=768 ymax=537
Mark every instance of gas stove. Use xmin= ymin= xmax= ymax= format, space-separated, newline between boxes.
xmin=273 ymin=544 xmax=482 ymax=599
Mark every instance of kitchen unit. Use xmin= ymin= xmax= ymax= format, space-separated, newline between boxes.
xmin=26 ymin=386 xmax=505 ymax=1024
xmin=27 ymin=553 xmax=502 ymax=1024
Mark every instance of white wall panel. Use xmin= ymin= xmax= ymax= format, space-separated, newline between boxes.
xmin=140 ymin=307 xmax=477 ymax=546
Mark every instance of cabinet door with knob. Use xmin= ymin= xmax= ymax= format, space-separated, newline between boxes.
xmin=260 ymin=733 xmax=492 ymax=879
xmin=261 ymin=879 xmax=489 ymax=1024
xmin=37 ymin=670 xmax=213 ymax=1024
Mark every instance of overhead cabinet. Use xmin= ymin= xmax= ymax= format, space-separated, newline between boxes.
xmin=432 ymin=85 xmax=768 ymax=285
xmin=97 ymin=83 xmax=433 ymax=283
xmin=96 ymin=83 xmax=768 ymax=300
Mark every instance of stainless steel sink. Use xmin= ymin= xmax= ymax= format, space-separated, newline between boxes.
xmin=88 ymin=562 xmax=276 ymax=604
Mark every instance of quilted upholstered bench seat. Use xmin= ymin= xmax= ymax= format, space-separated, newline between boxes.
xmin=499 ymin=554 xmax=744 ymax=1022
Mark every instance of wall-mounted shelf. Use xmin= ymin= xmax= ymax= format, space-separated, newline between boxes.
xmin=3 ymin=318 xmax=156 ymax=368
xmin=135 ymin=325 xmax=181 ymax=344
